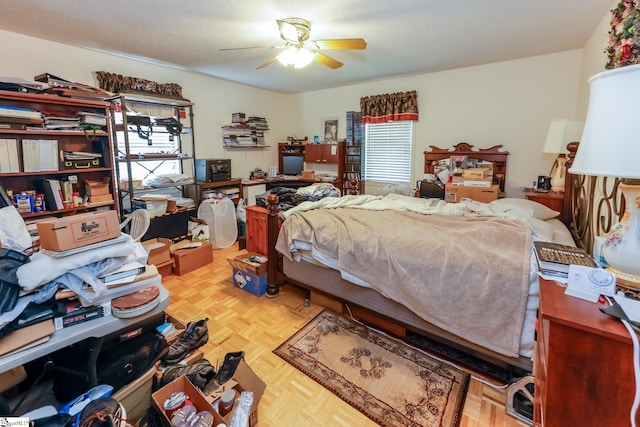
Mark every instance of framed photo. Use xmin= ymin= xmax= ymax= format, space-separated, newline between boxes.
xmin=322 ymin=117 xmax=338 ymax=142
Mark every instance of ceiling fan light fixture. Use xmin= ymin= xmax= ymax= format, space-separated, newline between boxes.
xmin=277 ymin=46 xmax=314 ymax=69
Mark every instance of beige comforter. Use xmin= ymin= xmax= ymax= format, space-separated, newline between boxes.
xmin=276 ymin=195 xmax=532 ymax=357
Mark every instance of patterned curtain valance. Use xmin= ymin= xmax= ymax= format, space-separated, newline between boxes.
xmin=360 ymin=90 xmax=418 ymax=124
xmin=95 ymin=71 xmax=184 ymax=99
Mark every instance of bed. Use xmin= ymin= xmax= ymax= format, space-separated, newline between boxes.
xmin=264 ymin=142 xmax=613 ymax=373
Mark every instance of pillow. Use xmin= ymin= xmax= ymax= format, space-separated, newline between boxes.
xmin=489 ymin=198 xmax=559 ymax=220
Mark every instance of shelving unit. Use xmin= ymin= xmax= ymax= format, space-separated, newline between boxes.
xmin=344 ymin=111 xmax=364 ymax=194
xmin=0 ymin=89 xmax=118 ymax=218
xmin=221 ymin=116 xmax=269 ymax=148
xmin=109 ymin=94 xmax=196 ymax=215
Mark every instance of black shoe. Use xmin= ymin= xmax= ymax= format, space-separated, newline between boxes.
xmin=160 ymin=359 xmax=216 ymax=390
xmin=214 ymin=351 xmax=245 ymax=385
xmin=163 ymin=318 xmax=209 ymax=364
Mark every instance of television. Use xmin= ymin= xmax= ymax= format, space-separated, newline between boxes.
xmin=282 ymin=155 xmax=304 ymax=176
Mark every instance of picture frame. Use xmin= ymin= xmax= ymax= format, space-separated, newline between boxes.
xmin=322 ymin=117 xmax=338 ymax=142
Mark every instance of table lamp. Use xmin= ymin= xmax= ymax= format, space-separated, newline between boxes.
xmin=543 ymin=119 xmax=583 ymax=192
xmin=569 ymin=63 xmax=640 ymax=288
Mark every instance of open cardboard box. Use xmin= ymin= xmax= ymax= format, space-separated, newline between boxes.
xmin=227 ymin=253 xmax=268 ymax=296
xmin=206 ymin=359 xmax=266 ymax=427
xmin=152 ymin=375 xmax=226 ymax=427
xmin=141 ymin=238 xmax=172 ymax=266
xmin=170 ymin=240 xmax=213 ymax=276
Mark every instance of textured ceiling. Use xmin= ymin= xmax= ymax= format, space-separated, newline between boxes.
xmin=0 ymin=0 xmax=615 ymax=94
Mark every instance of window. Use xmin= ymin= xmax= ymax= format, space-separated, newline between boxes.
xmin=364 ymin=121 xmax=413 ymax=183
xmin=113 ymin=101 xmax=184 ymax=181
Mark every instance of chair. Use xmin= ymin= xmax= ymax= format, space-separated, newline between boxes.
xmin=119 ymin=209 xmax=150 ymax=242
xmin=419 ymin=180 xmax=445 ymax=199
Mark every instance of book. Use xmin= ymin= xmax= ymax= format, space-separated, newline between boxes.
xmin=533 ymin=241 xmax=597 ymax=274
xmin=54 ymin=301 xmax=111 ymax=330
xmin=0 ymin=106 xmax=42 ymax=120
xmin=98 ymin=262 xmax=146 ymax=283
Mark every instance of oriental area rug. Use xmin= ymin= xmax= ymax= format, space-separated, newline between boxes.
xmin=273 ymin=310 xmax=469 ymax=427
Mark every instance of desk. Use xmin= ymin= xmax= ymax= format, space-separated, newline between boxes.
xmin=243 ymin=177 xmax=341 ymax=191
xmin=0 ymin=275 xmax=169 ymax=383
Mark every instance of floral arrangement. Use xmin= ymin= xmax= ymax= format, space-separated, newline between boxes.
xmin=606 ymin=0 xmax=640 ymax=69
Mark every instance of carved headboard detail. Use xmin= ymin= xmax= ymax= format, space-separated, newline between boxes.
xmin=565 ymin=142 xmax=624 ymax=254
xmin=424 ymin=142 xmax=509 ymax=192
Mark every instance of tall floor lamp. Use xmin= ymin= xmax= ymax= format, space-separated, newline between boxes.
xmin=569 ymin=63 xmax=640 ymax=288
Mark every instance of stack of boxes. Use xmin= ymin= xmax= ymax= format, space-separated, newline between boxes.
xmin=444 ymin=166 xmax=499 ymax=203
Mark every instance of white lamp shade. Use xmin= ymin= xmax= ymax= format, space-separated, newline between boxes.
xmin=569 ymin=63 xmax=640 ymax=178
xmin=543 ymin=119 xmax=583 ymax=154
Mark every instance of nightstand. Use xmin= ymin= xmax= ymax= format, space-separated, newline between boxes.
xmin=534 ymin=279 xmax=640 ymax=426
xmin=524 ymin=189 xmax=568 ymax=224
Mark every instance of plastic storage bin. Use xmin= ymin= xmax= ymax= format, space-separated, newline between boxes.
xmin=197 ymin=198 xmax=237 ymax=248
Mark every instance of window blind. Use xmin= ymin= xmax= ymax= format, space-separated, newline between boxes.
xmin=364 ymin=121 xmax=413 ymax=182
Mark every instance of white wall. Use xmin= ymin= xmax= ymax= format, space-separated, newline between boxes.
xmin=293 ymin=51 xmax=584 ymax=196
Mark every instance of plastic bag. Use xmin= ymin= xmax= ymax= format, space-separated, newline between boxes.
xmin=236 ymin=198 xmax=246 ymax=222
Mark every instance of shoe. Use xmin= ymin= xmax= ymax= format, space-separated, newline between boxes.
xmin=213 ymin=351 xmax=244 ymax=385
xmin=163 ymin=318 xmax=209 ymax=364
xmin=160 ymin=359 xmax=216 ymax=390
xmin=78 ymin=397 xmax=126 ymax=427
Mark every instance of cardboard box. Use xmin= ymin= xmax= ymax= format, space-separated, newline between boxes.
xmin=156 ymin=259 xmax=174 ymax=277
xmin=462 ymin=168 xmax=490 ymax=178
xmin=141 ymin=238 xmax=172 ymax=266
xmin=444 ymin=184 xmax=473 ymax=203
xmin=37 ymin=210 xmax=120 ymax=251
xmin=84 ymin=177 xmax=111 ymax=195
xmin=301 ymin=170 xmax=315 ymax=180
xmin=472 ymin=185 xmax=500 ymax=203
xmin=207 ymin=359 xmax=266 ymax=427
xmin=88 ymin=194 xmax=114 ymax=203
xmin=451 ymin=176 xmax=493 ymax=187
xmin=445 ymin=184 xmax=499 ymax=203
xmin=152 ymin=376 xmax=226 ymax=427
xmin=170 ymin=240 xmax=213 ymax=275
xmin=0 ymin=320 xmax=55 ymax=357
xmin=227 ymin=253 xmax=268 ymax=296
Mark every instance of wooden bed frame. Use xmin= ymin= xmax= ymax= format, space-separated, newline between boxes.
xmin=264 ymin=141 xmax=619 ymax=374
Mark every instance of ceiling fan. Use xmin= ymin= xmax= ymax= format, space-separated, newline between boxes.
xmin=219 ymin=17 xmax=367 ymax=70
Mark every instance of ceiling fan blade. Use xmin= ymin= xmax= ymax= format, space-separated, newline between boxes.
xmin=256 ymin=56 xmax=279 ymax=69
xmin=219 ymin=45 xmax=284 ymax=51
xmin=314 ymin=38 xmax=367 ymax=50
xmin=314 ymin=52 xmax=343 ymax=69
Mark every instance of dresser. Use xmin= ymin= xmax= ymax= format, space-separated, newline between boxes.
xmin=534 ymin=279 xmax=640 ymax=426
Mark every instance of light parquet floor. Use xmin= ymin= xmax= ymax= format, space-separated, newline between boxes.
xmin=162 ymin=244 xmax=529 ymax=427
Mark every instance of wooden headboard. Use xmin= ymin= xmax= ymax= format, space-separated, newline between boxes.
xmin=565 ymin=142 xmax=624 ymax=254
xmin=424 ymin=142 xmax=509 ymax=192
